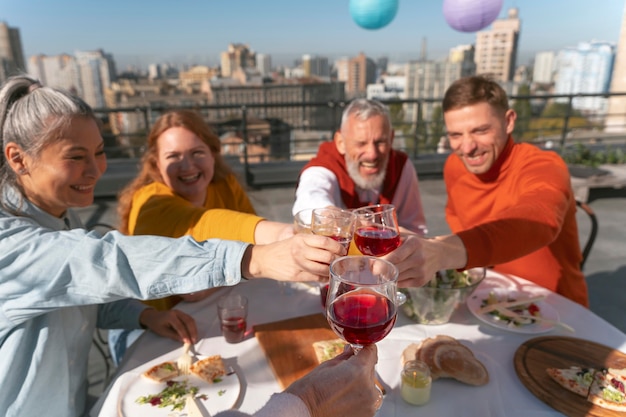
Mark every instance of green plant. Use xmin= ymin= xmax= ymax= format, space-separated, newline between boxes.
xmin=563 ymin=143 xmax=626 ymax=167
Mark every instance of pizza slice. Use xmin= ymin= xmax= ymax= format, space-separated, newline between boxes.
xmin=190 ymin=355 xmax=227 ymax=384
xmin=142 ymin=361 xmax=179 ymax=383
xmin=546 ymin=366 xmax=596 ymax=397
xmin=312 ymin=338 xmax=346 ymax=363
xmin=587 ymin=368 xmax=626 ymax=412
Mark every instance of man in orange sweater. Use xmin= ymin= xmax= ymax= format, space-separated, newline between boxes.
xmin=386 ymin=75 xmax=588 ymax=306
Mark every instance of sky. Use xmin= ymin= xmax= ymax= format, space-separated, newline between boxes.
xmin=2 ymin=0 xmax=625 ymax=71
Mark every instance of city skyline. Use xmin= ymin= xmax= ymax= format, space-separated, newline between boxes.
xmin=3 ymin=0 xmax=626 ymax=71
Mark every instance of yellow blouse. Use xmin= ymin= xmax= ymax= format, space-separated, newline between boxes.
xmin=128 ymin=175 xmax=263 ymax=310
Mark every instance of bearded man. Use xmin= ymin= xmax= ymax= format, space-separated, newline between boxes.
xmin=293 ymin=98 xmax=427 ymax=235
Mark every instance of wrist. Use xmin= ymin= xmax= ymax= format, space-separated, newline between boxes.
xmin=241 ymin=245 xmax=262 ymax=279
xmin=138 ymin=308 xmax=156 ymax=329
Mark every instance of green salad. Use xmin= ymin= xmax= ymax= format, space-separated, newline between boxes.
xmin=136 ymin=379 xmax=206 ymax=411
xmin=426 ymin=269 xmax=476 ymax=289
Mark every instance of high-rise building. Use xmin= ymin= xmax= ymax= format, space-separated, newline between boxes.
xmin=220 ymin=43 xmax=256 ymax=78
xmin=533 ymin=51 xmax=556 ymax=84
xmin=346 ymin=52 xmax=376 ymax=97
xmin=75 ymin=49 xmax=117 ymax=109
xmin=0 ymin=21 xmax=26 ymax=84
xmin=257 ymin=53 xmax=272 ymax=76
xmin=28 ymin=54 xmax=82 ymax=96
xmin=302 ymin=55 xmax=330 ymax=78
xmin=606 ymin=2 xmax=626 ymax=132
xmin=554 ymin=41 xmax=615 ymax=113
xmin=474 ymin=8 xmax=521 ymax=82
xmin=405 ymin=60 xmax=471 ymax=123
xmin=448 ymin=44 xmax=477 ymax=76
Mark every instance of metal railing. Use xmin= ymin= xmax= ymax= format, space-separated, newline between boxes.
xmin=93 ymin=92 xmax=626 ymax=187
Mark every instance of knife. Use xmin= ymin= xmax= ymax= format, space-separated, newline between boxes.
xmin=186 ymin=394 xmax=212 ymax=417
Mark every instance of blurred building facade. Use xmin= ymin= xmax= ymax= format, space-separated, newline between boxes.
xmin=554 ymin=41 xmax=615 ymax=114
xmin=346 ymin=52 xmax=376 ymax=97
xmin=606 ymin=2 xmax=626 ymax=132
xmin=474 ymin=8 xmax=521 ymax=82
xmin=533 ymin=51 xmax=557 ymax=84
xmin=220 ymin=43 xmax=256 ymax=78
xmin=0 ymin=21 xmax=25 ymax=84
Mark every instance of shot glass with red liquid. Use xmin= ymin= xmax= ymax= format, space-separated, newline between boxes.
xmin=217 ymin=294 xmax=248 ymax=343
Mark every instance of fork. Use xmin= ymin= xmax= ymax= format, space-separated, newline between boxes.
xmin=177 ymin=342 xmax=193 ymax=375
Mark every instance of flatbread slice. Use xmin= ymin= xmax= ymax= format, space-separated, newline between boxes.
xmin=312 ymin=338 xmax=346 ymax=363
xmin=417 ymin=335 xmax=462 ymax=379
xmin=546 ymin=366 xmax=595 ymax=397
xmin=142 ymin=361 xmax=179 ymax=383
xmin=190 ymin=355 xmax=227 ymax=384
xmin=587 ymin=368 xmax=626 ymax=412
xmin=433 ymin=343 xmax=489 ymax=386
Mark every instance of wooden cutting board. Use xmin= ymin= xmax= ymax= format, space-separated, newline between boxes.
xmin=514 ymin=336 xmax=626 ymax=417
xmin=253 ymin=313 xmax=339 ymax=389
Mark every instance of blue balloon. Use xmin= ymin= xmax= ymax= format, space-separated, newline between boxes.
xmin=349 ymin=0 xmax=399 ymax=30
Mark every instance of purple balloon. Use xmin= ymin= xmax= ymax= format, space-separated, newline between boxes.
xmin=443 ymin=0 xmax=503 ymax=33
xmin=349 ymin=0 xmax=399 ymax=30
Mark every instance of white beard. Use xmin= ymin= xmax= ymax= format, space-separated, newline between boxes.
xmin=345 ymin=155 xmax=388 ymax=191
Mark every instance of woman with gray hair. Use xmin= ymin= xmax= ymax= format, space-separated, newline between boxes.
xmin=0 ymin=76 xmax=382 ymax=417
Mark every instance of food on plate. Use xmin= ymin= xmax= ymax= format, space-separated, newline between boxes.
xmin=546 ymin=366 xmax=596 ymax=397
xmin=190 ymin=355 xmax=227 ymax=384
xmin=480 ymin=291 xmax=543 ymax=327
xmin=587 ymin=368 xmax=626 ymax=411
xmin=546 ymin=366 xmax=626 ymax=412
xmin=136 ymin=379 xmax=204 ymax=411
xmin=142 ymin=361 xmax=180 ymax=383
xmin=312 ymin=338 xmax=346 ymax=363
xmin=402 ymin=335 xmax=489 ymax=386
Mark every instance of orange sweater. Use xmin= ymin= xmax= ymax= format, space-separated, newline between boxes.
xmin=129 ymin=175 xmax=262 ymax=310
xmin=444 ymin=137 xmax=588 ymax=306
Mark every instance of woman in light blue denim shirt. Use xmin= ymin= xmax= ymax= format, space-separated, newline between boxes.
xmin=0 ymin=76 xmax=367 ymax=417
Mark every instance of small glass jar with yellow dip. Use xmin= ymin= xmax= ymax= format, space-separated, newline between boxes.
xmin=401 ymin=360 xmax=432 ymax=405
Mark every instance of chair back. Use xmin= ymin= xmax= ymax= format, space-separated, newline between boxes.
xmin=576 ymin=200 xmax=598 ymax=270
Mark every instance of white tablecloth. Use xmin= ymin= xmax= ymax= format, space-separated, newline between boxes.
xmin=91 ymin=271 xmax=626 ymax=417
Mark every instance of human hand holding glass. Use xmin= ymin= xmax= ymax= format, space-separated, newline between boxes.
xmin=353 ymin=204 xmax=401 ymax=257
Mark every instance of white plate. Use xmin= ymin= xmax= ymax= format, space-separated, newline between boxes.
xmin=467 ymin=288 xmax=560 ymax=334
xmin=118 ymin=356 xmax=240 ymax=416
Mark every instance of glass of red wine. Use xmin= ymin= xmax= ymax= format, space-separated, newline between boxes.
xmin=326 ymin=256 xmax=399 ymax=353
xmin=353 ymin=204 xmax=401 ymax=257
xmin=326 ymin=256 xmax=399 ymax=409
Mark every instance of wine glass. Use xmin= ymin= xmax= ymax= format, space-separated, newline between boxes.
xmin=353 ymin=204 xmax=400 ymax=257
xmin=326 ymin=255 xmax=399 ymax=410
xmin=311 ymin=207 xmax=357 ymax=251
xmin=311 ymin=208 xmax=357 ymax=307
xmin=326 ymin=256 xmax=399 ymax=352
xmin=293 ymin=208 xmax=314 ymax=234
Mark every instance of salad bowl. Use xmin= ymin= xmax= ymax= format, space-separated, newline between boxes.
xmin=400 ymin=268 xmax=486 ymax=325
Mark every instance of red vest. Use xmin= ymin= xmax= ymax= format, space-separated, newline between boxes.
xmin=299 ymin=141 xmax=408 ymax=208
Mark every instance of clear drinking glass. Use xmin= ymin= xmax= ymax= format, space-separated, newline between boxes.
xmin=311 ymin=208 xmax=357 ymax=307
xmin=310 ymin=207 xmax=357 ymax=251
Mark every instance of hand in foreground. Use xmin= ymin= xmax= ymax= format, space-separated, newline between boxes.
xmin=242 ymin=233 xmax=345 ymax=282
xmin=286 ymin=344 xmax=380 ymax=417
xmin=383 ymin=233 xmax=468 ymax=288
xmin=139 ymin=308 xmax=198 ymax=344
